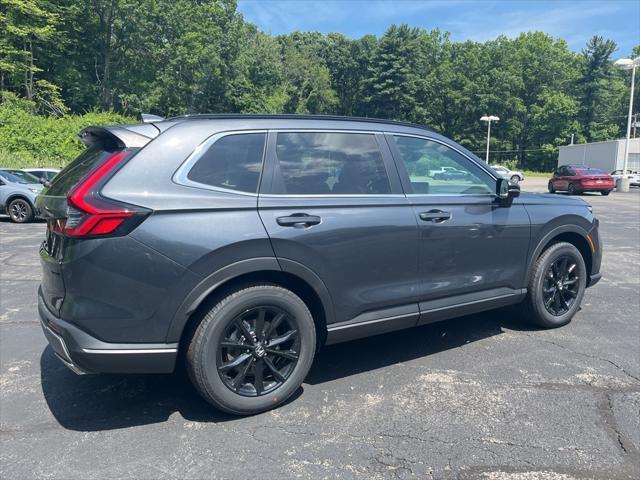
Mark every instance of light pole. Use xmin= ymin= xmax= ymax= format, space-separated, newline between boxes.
xmin=614 ymin=56 xmax=640 ymax=192
xmin=480 ymin=115 xmax=499 ymax=164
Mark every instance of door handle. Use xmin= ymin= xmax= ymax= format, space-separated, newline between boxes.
xmin=276 ymin=214 xmax=321 ymax=227
xmin=419 ymin=210 xmax=452 ymax=223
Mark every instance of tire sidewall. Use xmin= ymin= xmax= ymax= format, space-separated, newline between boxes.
xmin=193 ymin=287 xmax=316 ymax=415
xmin=9 ymin=198 xmax=33 ymax=223
xmin=530 ymin=243 xmax=587 ymax=327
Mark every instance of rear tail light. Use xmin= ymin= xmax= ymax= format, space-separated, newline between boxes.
xmin=52 ymin=150 xmax=148 ymax=238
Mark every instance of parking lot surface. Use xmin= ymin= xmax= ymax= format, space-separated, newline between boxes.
xmin=1 ymin=178 xmax=639 ymax=479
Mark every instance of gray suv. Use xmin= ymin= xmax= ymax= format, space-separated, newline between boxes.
xmin=0 ymin=169 xmax=43 ymax=222
xmin=37 ymin=115 xmax=602 ymax=415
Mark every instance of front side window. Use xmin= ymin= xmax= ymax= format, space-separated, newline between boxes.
xmin=392 ymin=136 xmax=494 ymax=195
xmin=186 ymin=133 xmax=266 ymax=193
xmin=274 ymin=132 xmax=391 ymax=195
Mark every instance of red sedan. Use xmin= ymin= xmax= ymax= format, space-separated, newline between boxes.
xmin=548 ymin=165 xmax=615 ymax=196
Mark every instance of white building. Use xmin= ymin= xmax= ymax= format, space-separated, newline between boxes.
xmin=558 ymin=138 xmax=640 ymax=172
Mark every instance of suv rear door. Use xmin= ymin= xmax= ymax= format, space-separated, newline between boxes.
xmin=258 ymin=130 xmax=421 ymax=339
xmin=386 ymin=133 xmax=531 ymax=325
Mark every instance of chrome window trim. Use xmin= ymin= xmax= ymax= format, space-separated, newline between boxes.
xmin=387 ymin=132 xmax=500 ymax=196
xmin=172 ymin=130 xmax=268 ymax=196
xmin=260 ymin=194 xmax=405 ymax=199
xmin=268 ymin=129 xmax=395 ymax=197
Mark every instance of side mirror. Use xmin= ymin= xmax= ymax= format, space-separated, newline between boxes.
xmin=496 ymin=178 xmax=520 ymax=206
xmin=39 ymin=178 xmax=51 ymax=188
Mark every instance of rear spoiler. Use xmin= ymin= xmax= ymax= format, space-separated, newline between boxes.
xmin=79 ymin=124 xmax=159 ymax=150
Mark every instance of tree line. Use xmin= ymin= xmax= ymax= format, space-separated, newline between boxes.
xmin=1 ymin=0 xmax=638 ymax=170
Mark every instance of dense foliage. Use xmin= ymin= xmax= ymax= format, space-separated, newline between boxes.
xmin=0 ymin=0 xmax=638 ymax=170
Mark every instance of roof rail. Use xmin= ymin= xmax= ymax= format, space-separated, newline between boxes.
xmin=164 ymin=113 xmax=433 ymax=132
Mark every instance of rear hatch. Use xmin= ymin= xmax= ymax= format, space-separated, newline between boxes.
xmin=37 ymin=124 xmax=156 ymax=316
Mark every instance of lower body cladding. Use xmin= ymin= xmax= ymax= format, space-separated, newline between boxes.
xmin=38 ymin=290 xmax=177 ymax=375
xmin=326 ymin=287 xmax=527 ymax=345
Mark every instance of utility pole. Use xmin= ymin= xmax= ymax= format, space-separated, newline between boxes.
xmin=614 ymin=56 xmax=639 ymax=192
xmin=480 ymin=115 xmax=499 ymax=164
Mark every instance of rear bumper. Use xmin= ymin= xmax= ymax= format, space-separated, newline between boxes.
xmin=38 ymin=288 xmax=178 ymax=374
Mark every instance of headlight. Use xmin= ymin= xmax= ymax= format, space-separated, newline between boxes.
xmin=29 ymin=188 xmax=40 ymax=194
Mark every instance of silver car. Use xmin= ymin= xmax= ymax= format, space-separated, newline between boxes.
xmin=492 ymin=165 xmax=525 ymax=183
xmin=0 ymin=169 xmax=43 ymax=223
xmin=611 ymin=169 xmax=640 ymax=187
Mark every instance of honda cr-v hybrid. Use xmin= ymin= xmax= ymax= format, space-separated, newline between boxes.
xmin=37 ymin=114 xmax=602 ymax=415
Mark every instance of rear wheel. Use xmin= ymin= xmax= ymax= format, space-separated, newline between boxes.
xmin=601 ymin=190 xmax=611 ymax=196
xmin=8 ymin=198 xmax=33 ymax=223
xmin=567 ymin=183 xmax=576 ymax=195
xmin=523 ymin=242 xmax=586 ymax=328
xmin=186 ymin=285 xmax=316 ymax=415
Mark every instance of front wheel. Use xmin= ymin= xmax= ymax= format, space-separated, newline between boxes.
xmin=523 ymin=242 xmax=587 ymax=328
xmin=601 ymin=190 xmax=611 ymax=196
xmin=548 ymin=182 xmax=555 ymax=193
xmin=8 ymin=198 xmax=34 ymax=223
xmin=186 ymin=285 xmax=316 ymax=415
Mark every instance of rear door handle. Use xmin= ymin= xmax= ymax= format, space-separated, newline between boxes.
xmin=419 ymin=210 xmax=452 ymax=223
xmin=276 ymin=214 xmax=321 ymax=227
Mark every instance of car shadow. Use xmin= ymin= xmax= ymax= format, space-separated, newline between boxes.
xmin=41 ymin=307 xmax=538 ymax=432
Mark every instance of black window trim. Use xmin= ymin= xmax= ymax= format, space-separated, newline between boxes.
xmin=172 ymin=129 xmax=268 ymax=196
xmin=260 ymin=129 xmax=404 ymax=198
xmin=385 ymin=132 xmax=499 ymax=197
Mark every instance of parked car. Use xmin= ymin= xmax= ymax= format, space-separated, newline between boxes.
xmin=548 ymin=165 xmax=614 ymax=195
xmin=428 ymin=166 xmax=458 ymax=177
xmin=37 ymin=114 xmax=602 ymax=415
xmin=492 ymin=165 xmax=525 ymax=183
xmin=610 ymin=169 xmax=640 ymax=187
xmin=23 ymin=168 xmax=60 ymax=184
xmin=0 ymin=168 xmax=43 ymax=223
xmin=433 ymin=168 xmax=472 ymax=181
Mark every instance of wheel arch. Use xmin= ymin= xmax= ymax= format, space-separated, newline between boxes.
xmin=5 ymin=193 xmax=35 ymax=214
xmin=527 ymin=226 xmax=593 ymax=282
xmin=169 ymin=258 xmax=334 ymax=352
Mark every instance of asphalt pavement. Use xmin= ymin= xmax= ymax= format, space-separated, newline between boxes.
xmin=1 ymin=178 xmax=639 ymax=479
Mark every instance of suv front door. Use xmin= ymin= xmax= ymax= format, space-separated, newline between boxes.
xmin=258 ymin=131 xmax=421 ymax=336
xmin=387 ymin=134 xmax=531 ymax=325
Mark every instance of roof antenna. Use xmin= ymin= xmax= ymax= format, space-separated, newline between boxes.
xmin=141 ymin=113 xmax=164 ymax=123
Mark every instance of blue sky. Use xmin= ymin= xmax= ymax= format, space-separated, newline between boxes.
xmin=238 ymin=0 xmax=640 ymax=55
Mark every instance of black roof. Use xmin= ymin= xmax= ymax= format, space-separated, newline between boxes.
xmin=164 ymin=113 xmax=434 ymax=132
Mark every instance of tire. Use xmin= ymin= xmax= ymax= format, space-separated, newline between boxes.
xmin=510 ymin=175 xmax=520 ymax=183
xmin=186 ymin=285 xmax=316 ymax=415
xmin=8 ymin=198 xmax=34 ymax=223
xmin=601 ymin=190 xmax=611 ymax=196
xmin=567 ymin=183 xmax=576 ymax=195
xmin=523 ymin=242 xmax=587 ymax=328
xmin=548 ymin=182 xmax=555 ymax=193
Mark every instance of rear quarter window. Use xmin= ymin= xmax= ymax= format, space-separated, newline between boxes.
xmin=184 ymin=133 xmax=266 ymax=193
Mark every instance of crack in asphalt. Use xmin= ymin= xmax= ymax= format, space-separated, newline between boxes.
xmin=521 ymin=333 xmax=640 ymax=384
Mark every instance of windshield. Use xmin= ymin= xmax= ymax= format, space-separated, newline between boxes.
xmin=576 ymin=168 xmax=607 ymax=175
xmin=0 ymin=170 xmax=40 ymax=185
xmin=0 ymin=169 xmax=40 ymax=184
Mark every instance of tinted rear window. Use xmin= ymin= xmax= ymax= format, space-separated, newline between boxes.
xmin=274 ymin=132 xmax=391 ymax=195
xmin=186 ymin=133 xmax=266 ymax=193
xmin=576 ymin=168 xmax=607 ymax=175
xmin=45 ymin=148 xmax=117 ymax=196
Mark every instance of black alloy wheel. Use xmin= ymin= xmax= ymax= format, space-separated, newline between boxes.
xmin=542 ymin=255 xmax=580 ymax=316
xmin=217 ymin=306 xmax=300 ymax=397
